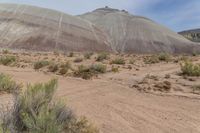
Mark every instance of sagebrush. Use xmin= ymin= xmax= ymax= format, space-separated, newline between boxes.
xmin=0 ymin=79 xmax=98 ymax=133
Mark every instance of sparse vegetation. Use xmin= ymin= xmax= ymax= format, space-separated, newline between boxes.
xmin=59 ymin=62 xmax=71 ymax=75
xmin=129 ymin=58 xmax=135 ymax=64
xmin=90 ymin=64 xmax=107 ymax=73
xmin=181 ymin=61 xmax=200 ymax=76
xmin=96 ymin=52 xmax=109 ymax=62
xmin=48 ymin=63 xmax=59 ymax=72
xmin=111 ymin=66 xmax=119 ymax=73
xmin=74 ymin=64 xmax=106 ymax=79
xmin=111 ymin=58 xmax=125 ymax=65
xmin=74 ymin=57 xmax=83 ymax=63
xmin=144 ymin=55 xmax=160 ymax=64
xmin=0 ymin=79 xmax=99 ymax=133
xmin=0 ymin=73 xmax=21 ymax=93
xmin=158 ymin=53 xmax=171 ymax=62
xmin=0 ymin=56 xmax=16 ymax=66
xmin=68 ymin=52 xmax=74 ymax=57
xmin=193 ymin=85 xmax=200 ymax=94
xmin=2 ymin=49 xmax=9 ymax=54
xmin=34 ymin=60 xmax=49 ymax=70
xmin=84 ymin=52 xmax=93 ymax=59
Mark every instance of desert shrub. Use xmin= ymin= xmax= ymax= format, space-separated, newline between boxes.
xmin=0 ymin=73 xmax=20 ymax=93
xmin=48 ymin=63 xmax=59 ymax=72
xmin=34 ymin=60 xmax=49 ymax=70
xmin=90 ymin=64 xmax=107 ymax=73
xmin=144 ymin=55 xmax=160 ymax=64
xmin=129 ymin=58 xmax=135 ymax=64
xmin=59 ymin=62 xmax=71 ymax=75
xmin=180 ymin=56 xmax=190 ymax=62
xmin=193 ymin=85 xmax=200 ymax=94
xmin=111 ymin=66 xmax=119 ymax=73
xmin=181 ymin=61 xmax=200 ymax=76
xmin=84 ymin=52 xmax=93 ymax=59
xmin=1 ymin=79 xmax=98 ymax=133
xmin=96 ymin=52 xmax=109 ymax=62
xmin=74 ymin=58 xmax=83 ymax=63
xmin=0 ymin=56 xmax=16 ymax=66
xmin=111 ymin=58 xmax=125 ymax=65
xmin=74 ymin=64 xmax=106 ymax=79
xmin=53 ymin=50 xmax=60 ymax=56
xmin=2 ymin=49 xmax=9 ymax=54
xmin=158 ymin=53 xmax=170 ymax=61
xmin=74 ymin=65 xmax=94 ymax=80
xmin=68 ymin=52 xmax=74 ymax=57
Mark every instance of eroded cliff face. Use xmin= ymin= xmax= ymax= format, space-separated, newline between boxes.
xmin=80 ymin=7 xmax=200 ymax=54
xmin=179 ymin=29 xmax=200 ymax=43
xmin=0 ymin=4 xmax=111 ymax=52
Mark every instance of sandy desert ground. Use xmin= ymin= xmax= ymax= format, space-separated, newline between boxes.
xmin=0 ymin=51 xmax=200 ymax=133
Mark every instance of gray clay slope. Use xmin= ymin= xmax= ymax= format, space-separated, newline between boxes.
xmin=0 ymin=3 xmax=111 ymax=52
xmin=80 ymin=7 xmax=200 ymax=54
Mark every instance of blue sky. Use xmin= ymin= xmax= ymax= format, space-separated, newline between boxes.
xmin=0 ymin=0 xmax=199 ymax=32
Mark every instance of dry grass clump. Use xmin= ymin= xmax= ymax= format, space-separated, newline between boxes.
xmin=74 ymin=58 xmax=83 ymax=63
xmin=96 ymin=52 xmax=109 ymax=62
xmin=154 ymin=81 xmax=172 ymax=92
xmin=90 ymin=64 xmax=107 ymax=73
xmin=2 ymin=49 xmax=9 ymax=54
xmin=111 ymin=58 xmax=125 ymax=65
xmin=0 ymin=79 xmax=99 ymax=133
xmin=34 ymin=60 xmax=49 ymax=70
xmin=0 ymin=56 xmax=16 ymax=66
xmin=180 ymin=61 xmax=200 ymax=76
xmin=59 ymin=62 xmax=71 ymax=75
xmin=129 ymin=58 xmax=135 ymax=64
xmin=84 ymin=52 xmax=93 ymax=59
xmin=144 ymin=53 xmax=170 ymax=64
xmin=0 ymin=73 xmax=21 ymax=93
xmin=74 ymin=64 xmax=106 ymax=80
xmin=158 ymin=53 xmax=171 ymax=62
xmin=68 ymin=52 xmax=74 ymax=57
xmin=192 ymin=85 xmax=200 ymax=94
xmin=48 ymin=63 xmax=59 ymax=72
xmin=144 ymin=55 xmax=160 ymax=64
xmin=111 ymin=66 xmax=119 ymax=73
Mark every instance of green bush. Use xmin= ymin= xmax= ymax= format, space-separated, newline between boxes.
xmin=181 ymin=61 xmax=200 ymax=76
xmin=0 ymin=73 xmax=20 ymax=93
xmin=111 ymin=58 xmax=125 ymax=65
xmin=96 ymin=53 xmax=109 ymax=62
xmin=0 ymin=56 xmax=16 ymax=66
xmin=34 ymin=60 xmax=49 ymax=70
xmin=84 ymin=52 xmax=93 ymax=59
xmin=1 ymin=79 xmax=98 ymax=133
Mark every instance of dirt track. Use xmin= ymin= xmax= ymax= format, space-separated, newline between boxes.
xmin=0 ymin=59 xmax=200 ymax=133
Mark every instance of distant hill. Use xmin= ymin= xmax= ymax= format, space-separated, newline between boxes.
xmin=79 ymin=7 xmax=200 ymax=54
xmin=179 ymin=29 xmax=200 ymax=43
xmin=0 ymin=3 xmax=200 ymax=54
xmin=0 ymin=3 xmax=111 ymax=52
